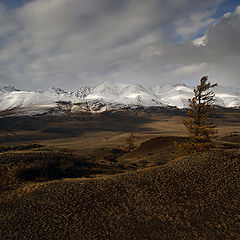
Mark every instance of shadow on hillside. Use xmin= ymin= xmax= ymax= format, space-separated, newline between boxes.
xmin=0 ymin=112 xmax=158 ymax=143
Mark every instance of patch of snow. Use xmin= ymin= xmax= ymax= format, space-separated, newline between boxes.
xmin=0 ymin=91 xmax=53 ymax=111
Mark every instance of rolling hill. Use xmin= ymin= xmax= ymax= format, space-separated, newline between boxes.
xmin=1 ymin=149 xmax=240 ymax=239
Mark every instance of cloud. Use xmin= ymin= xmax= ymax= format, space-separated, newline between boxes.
xmin=0 ymin=0 xmax=239 ymax=90
xmin=0 ymin=3 xmax=19 ymax=38
xmin=144 ymin=5 xmax=240 ymax=86
xmin=175 ymin=9 xmax=216 ymax=40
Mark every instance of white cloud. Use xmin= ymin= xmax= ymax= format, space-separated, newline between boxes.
xmin=175 ymin=10 xmax=216 ymax=39
xmin=0 ymin=0 xmax=239 ymax=90
xmin=193 ymin=35 xmax=207 ymax=46
xmin=173 ymin=63 xmax=207 ymax=75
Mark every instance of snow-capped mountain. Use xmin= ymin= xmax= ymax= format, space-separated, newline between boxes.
xmin=151 ymin=84 xmax=194 ymax=108
xmin=151 ymin=84 xmax=240 ymax=109
xmin=0 ymin=81 xmax=239 ymax=116
xmin=41 ymin=87 xmax=70 ymax=101
xmin=72 ymin=87 xmax=93 ymax=99
xmin=0 ymin=86 xmax=19 ymax=93
xmin=41 ymin=86 xmax=94 ymax=101
xmin=214 ymin=85 xmax=240 ymax=108
xmin=86 ymin=81 xmax=164 ymax=106
xmin=0 ymin=91 xmax=53 ymax=111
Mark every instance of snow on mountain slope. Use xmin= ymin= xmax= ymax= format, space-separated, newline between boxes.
xmin=119 ymin=84 xmax=163 ymax=106
xmin=151 ymin=84 xmax=177 ymax=97
xmin=152 ymin=84 xmax=240 ymax=108
xmin=214 ymin=85 xmax=240 ymax=108
xmin=86 ymin=81 xmax=164 ymax=106
xmin=0 ymin=91 xmax=53 ymax=111
xmin=72 ymin=87 xmax=93 ymax=99
xmin=152 ymin=84 xmax=194 ymax=108
xmin=41 ymin=87 xmax=70 ymax=101
xmin=86 ymin=81 xmax=129 ymax=100
xmin=42 ymin=87 xmax=93 ymax=101
xmin=0 ymin=82 xmax=239 ymax=114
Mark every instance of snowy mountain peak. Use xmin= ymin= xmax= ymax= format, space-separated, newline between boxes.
xmin=173 ymin=85 xmax=193 ymax=92
xmin=73 ymin=87 xmax=93 ymax=99
xmin=86 ymin=81 xmax=164 ymax=107
xmin=0 ymin=86 xmax=19 ymax=93
xmin=42 ymin=87 xmax=67 ymax=95
xmin=87 ymin=81 xmax=129 ymax=99
xmin=0 ymin=81 xmax=239 ymax=115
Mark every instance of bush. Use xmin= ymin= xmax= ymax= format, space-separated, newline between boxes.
xmin=125 ymin=133 xmax=136 ymax=152
xmin=13 ymin=152 xmax=102 ymax=181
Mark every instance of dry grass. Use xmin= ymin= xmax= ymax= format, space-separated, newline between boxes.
xmin=0 ymin=150 xmax=130 ymax=194
xmin=0 ymin=110 xmax=239 ymax=153
xmin=1 ymin=109 xmax=240 ymax=239
xmin=117 ymin=136 xmax=189 ymax=168
xmin=1 ymin=149 xmax=240 ymax=239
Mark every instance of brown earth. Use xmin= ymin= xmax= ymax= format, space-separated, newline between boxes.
xmin=1 ymin=149 xmax=240 ymax=240
xmin=0 ymin=109 xmax=240 ymax=239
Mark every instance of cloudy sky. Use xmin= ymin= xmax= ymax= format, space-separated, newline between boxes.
xmin=0 ymin=0 xmax=239 ymax=90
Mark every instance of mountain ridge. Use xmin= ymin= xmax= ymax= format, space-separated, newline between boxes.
xmin=0 ymin=81 xmax=239 ymax=115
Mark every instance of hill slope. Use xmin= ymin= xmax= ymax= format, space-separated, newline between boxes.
xmin=1 ymin=149 xmax=240 ymax=239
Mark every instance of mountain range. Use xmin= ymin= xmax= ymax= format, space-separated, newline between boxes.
xmin=0 ymin=81 xmax=239 ymax=116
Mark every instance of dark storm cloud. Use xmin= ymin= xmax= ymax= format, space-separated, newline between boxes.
xmin=0 ymin=0 xmax=239 ymax=90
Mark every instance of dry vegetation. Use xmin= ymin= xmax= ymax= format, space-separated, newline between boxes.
xmin=0 ymin=109 xmax=240 ymax=239
xmin=1 ymin=150 xmax=240 ymax=239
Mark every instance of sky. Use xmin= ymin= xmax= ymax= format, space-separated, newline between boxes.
xmin=0 ymin=0 xmax=240 ymax=90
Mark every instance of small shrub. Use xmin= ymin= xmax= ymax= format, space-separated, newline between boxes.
xmin=125 ymin=133 xmax=136 ymax=152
